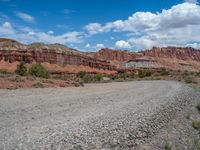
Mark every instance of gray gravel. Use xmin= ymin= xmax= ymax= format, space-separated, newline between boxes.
xmin=0 ymin=80 xmax=199 ymax=150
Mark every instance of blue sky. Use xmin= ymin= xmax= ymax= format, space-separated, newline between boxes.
xmin=0 ymin=0 xmax=200 ymax=51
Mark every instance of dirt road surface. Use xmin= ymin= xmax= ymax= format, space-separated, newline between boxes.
xmin=0 ymin=81 xmax=199 ymax=149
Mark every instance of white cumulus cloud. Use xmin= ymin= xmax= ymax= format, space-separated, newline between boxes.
xmin=16 ymin=12 xmax=35 ymax=23
xmin=115 ymin=40 xmax=131 ymax=49
xmin=95 ymin=44 xmax=105 ymax=50
xmin=85 ymin=3 xmax=200 ymax=50
xmin=0 ymin=22 xmax=15 ymax=35
xmin=0 ymin=22 xmax=84 ymax=45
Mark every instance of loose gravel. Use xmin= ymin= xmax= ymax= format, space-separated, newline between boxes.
xmin=0 ymin=80 xmax=199 ymax=149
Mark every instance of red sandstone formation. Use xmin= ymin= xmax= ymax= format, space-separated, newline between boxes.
xmin=0 ymin=38 xmax=200 ymax=72
xmin=142 ymin=47 xmax=200 ymax=61
xmin=88 ymin=48 xmax=142 ymax=65
xmin=0 ymin=38 xmax=116 ymax=74
xmin=91 ymin=47 xmax=200 ymax=71
xmin=141 ymin=47 xmax=200 ymax=71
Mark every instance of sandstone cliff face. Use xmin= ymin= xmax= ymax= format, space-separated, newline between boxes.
xmin=90 ymin=48 xmax=142 ymax=63
xmin=0 ymin=38 xmax=116 ymax=72
xmin=90 ymin=47 xmax=200 ymax=71
xmin=143 ymin=47 xmax=200 ymax=61
xmin=142 ymin=47 xmax=200 ymax=71
xmin=1 ymin=38 xmax=200 ymax=72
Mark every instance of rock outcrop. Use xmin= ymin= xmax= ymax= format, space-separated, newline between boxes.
xmin=1 ymin=38 xmax=200 ymax=72
xmin=88 ymin=48 xmax=142 ymax=64
xmin=142 ymin=47 xmax=200 ymax=61
xmin=0 ymin=38 xmax=116 ymax=73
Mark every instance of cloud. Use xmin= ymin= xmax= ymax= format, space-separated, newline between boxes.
xmin=86 ymin=3 xmax=200 ymax=34
xmin=0 ymin=22 xmax=83 ymax=44
xmin=186 ymin=43 xmax=200 ymax=49
xmin=47 ymin=30 xmax=54 ymax=35
xmin=85 ymin=43 xmax=91 ymax=48
xmin=23 ymin=31 xmax=83 ymax=44
xmin=84 ymin=23 xmax=108 ymax=35
xmin=85 ymin=43 xmax=105 ymax=50
xmin=95 ymin=44 xmax=105 ymax=50
xmin=115 ymin=40 xmax=131 ymax=49
xmin=16 ymin=12 xmax=35 ymax=23
xmin=0 ymin=22 xmax=15 ymax=35
xmin=85 ymin=3 xmax=200 ymax=50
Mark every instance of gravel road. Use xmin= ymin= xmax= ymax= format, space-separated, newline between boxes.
xmin=0 ymin=80 xmax=199 ymax=149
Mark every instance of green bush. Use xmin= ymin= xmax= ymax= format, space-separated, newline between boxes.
xmin=77 ymin=71 xmax=87 ymax=79
xmin=129 ymin=72 xmax=135 ymax=78
xmin=94 ymin=74 xmax=103 ymax=81
xmin=117 ymin=73 xmax=127 ymax=80
xmin=160 ymin=67 xmax=169 ymax=76
xmin=28 ymin=63 xmax=49 ymax=78
xmin=15 ymin=62 xmax=27 ymax=76
xmin=82 ymin=74 xmax=93 ymax=83
xmin=109 ymin=74 xmax=117 ymax=80
xmin=138 ymin=70 xmax=152 ymax=78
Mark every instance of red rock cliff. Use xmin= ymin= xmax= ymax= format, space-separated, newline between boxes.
xmin=143 ymin=47 xmax=200 ymax=61
xmin=89 ymin=48 xmax=142 ymax=63
xmin=0 ymin=38 xmax=116 ymax=73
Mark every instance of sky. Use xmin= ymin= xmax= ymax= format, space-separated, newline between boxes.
xmin=0 ymin=0 xmax=200 ymax=51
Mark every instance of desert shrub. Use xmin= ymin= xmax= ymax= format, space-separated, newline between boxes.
xmin=77 ymin=71 xmax=87 ymax=79
xmin=117 ymin=73 xmax=127 ymax=80
xmin=129 ymin=72 xmax=135 ymax=78
xmin=109 ymin=74 xmax=117 ymax=80
xmin=115 ymin=72 xmax=134 ymax=80
xmin=94 ymin=74 xmax=103 ymax=81
xmin=15 ymin=62 xmax=27 ymax=76
xmin=160 ymin=67 xmax=169 ymax=76
xmin=138 ymin=70 xmax=152 ymax=78
xmin=125 ymin=72 xmax=135 ymax=78
xmin=28 ymin=63 xmax=49 ymax=78
xmin=193 ymin=120 xmax=200 ymax=131
xmin=82 ymin=74 xmax=93 ymax=83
